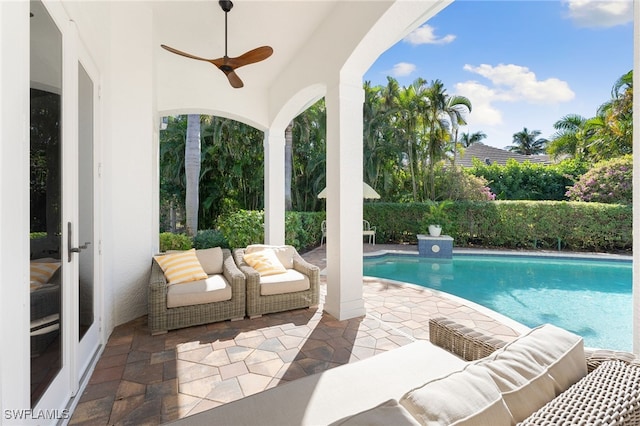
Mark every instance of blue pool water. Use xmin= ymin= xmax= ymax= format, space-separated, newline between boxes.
xmin=363 ymin=254 xmax=632 ymax=351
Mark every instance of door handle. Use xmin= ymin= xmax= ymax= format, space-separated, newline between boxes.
xmin=67 ymin=222 xmax=91 ymax=262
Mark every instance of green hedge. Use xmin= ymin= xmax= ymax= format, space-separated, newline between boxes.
xmin=217 ymin=209 xmax=325 ymax=251
xmin=212 ymin=202 xmax=630 ymax=253
xmin=363 ymin=201 xmax=631 ymax=252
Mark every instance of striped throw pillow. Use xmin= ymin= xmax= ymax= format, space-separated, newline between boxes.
xmin=244 ymin=248 xmax=287 ymax=277
xmin=30 ymin=262 xmax=61 ymax=286
xmin=154 ymin=249 xmax=208 ymax=284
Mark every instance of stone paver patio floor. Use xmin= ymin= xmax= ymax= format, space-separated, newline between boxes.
xmin=69 ymin=245 xmax=521 ymax=425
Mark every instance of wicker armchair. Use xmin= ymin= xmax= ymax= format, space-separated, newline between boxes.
xmin=148 ymin=248 xmax=245 ymax=335
xmin=429 ymin=317 xmax=640 ymax=425
xmin=234 ymin=245 xmax=319 ymax=318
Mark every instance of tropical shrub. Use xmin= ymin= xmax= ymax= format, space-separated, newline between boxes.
xmin=565 ymin=155 xmax=632 ymax=204
xmin=159 ymin=232 xmax=192 ymax=252
xmin=216 ymin=209 xmax=324 ymax=250
xmin=217 ymin=210 xmax=265 ymax=249
xmin=192 ymin=229 xmax=229 ymax=249
xmin=468 ymin=158 xmax=589 ymax=200
xmin=420 ymin=201 xmax=454 ymax=234
xmin=284 ymin=211 xmax=325 ymax=252
xmin=433 ymin=166 xmax=496 ymax=201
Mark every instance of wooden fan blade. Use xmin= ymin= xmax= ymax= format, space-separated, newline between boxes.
xmin=222 ymin=68 xmax=244 ymax=88
xmin=161 ymin=44 xmax=213 ymax=62
xmin=227 ymin=46 xmax=273 ymax=69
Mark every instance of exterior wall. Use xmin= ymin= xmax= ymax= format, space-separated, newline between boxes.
xmin=100 ymin=3 xmax=157 ymax=329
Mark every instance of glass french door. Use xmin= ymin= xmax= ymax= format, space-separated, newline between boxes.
xmin=76 ymin=57 xmax=100 ymax=380
xmin=30 ymin=0 xmax=101 ymax=410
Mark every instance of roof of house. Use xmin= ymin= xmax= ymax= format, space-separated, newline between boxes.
xmin=457 ymin=143 xmax=552 ymax=167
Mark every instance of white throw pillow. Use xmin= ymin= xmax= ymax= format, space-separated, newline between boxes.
xmin=474 ymin=323 xmax=587 ymax=422
xmin=196 ymin=247 xmax=224 ymax=275
xmin=400 ymin=364 xmax=513 ymax=426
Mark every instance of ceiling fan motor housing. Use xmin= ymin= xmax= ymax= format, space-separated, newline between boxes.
xmin=219 ymin=1 xmax=233 ymax=13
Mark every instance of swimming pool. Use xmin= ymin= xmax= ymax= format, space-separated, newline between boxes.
xmin=363 ymin=253 xmax=632 ymax=351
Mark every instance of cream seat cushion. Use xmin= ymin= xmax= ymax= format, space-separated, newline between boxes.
xmin=259 ymin=269 xmax=310 ymax=295
xmin=167 ymin=275 xmax=232 ymax=308
xmin=400 ymin=364 xmax=513 ymax=426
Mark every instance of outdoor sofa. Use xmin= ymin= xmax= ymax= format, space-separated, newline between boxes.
xmin=167 ymin=317 xmax=640 ymax=426
xmin=148 ymin=247 xmax=245 ymax=335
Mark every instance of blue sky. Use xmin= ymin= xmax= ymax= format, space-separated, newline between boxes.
xmin=364 ymin=0 xmax=634 ymax=149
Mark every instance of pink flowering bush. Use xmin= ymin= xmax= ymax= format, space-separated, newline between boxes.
xmin=566 ymin=155 xmax=632 ymax=204
xmin=480 ymin=186 xmax=497 ymax=201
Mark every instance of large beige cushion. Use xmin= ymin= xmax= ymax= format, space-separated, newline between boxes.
xmin=400 ymin=364 xmax=513 ymax=426
xmin=512 ymin=324 xmax=587 ymax=394
xmin=260 ymin=269 xmax=310 ymax=295
xmin=166 ymin=274 xmax=231 ymax=308
xmin=196 ymin=247 xmax=224 ymax=275
xmin=474 ymin=323 xmax=586 ymax=422
xmin=154 ymin=249 xmax=208 ymax=284
xmin=330 ymin=400 xmax=420 ymax=426
xmin=246 ymin=244 xmax=296 ymax=269
xmin=474 ymin=343 xmax=555 ymax=422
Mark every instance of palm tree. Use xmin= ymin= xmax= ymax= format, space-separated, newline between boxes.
xmin=388 ymin=77 xmax=427 ymax=201
xmin=507 ymin=128 xmax=548 ymax=155
xmin=444 ymin=93 xmax=472 ymax=167
xmin=459 ymin=131 xmax=487 ymax=148
xmin=184 ymin=114 xmax=201 ymax=236
xmin=423 ymin=79 xmax=450 ymax=200
xmin=547 ymin=114 xmax=586 ymax=160
xmin=583 ymin=70 xmax=633 ymax=161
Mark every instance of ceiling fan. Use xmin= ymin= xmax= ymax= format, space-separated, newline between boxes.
xmin=161 ymin=0 xmax=273 ymax=89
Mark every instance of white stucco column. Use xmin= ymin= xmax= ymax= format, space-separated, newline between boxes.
xmin=324 ymin=78 xmax=366 ymax=321
xmin=264 ymin=129 xmax=286 ymax=245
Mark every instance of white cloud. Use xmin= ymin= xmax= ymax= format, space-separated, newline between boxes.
xmin=454 ymin=81 xmax=504 ymax=126
xmin=403 ymin=24 xmax=456 ymax=45
xmin=454 ymin=64 xmax=575 ymax=127
xmin=390 ymin=62 xmax=416 ymax=77
xmin=564 ymin=0 xmax=633 ymax=27
xmin=463 ymin=64 xmax=575 ymax=104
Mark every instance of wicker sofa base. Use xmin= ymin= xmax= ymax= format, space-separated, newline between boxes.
xmin=519 ymin=360 xmax=640 ymax=425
